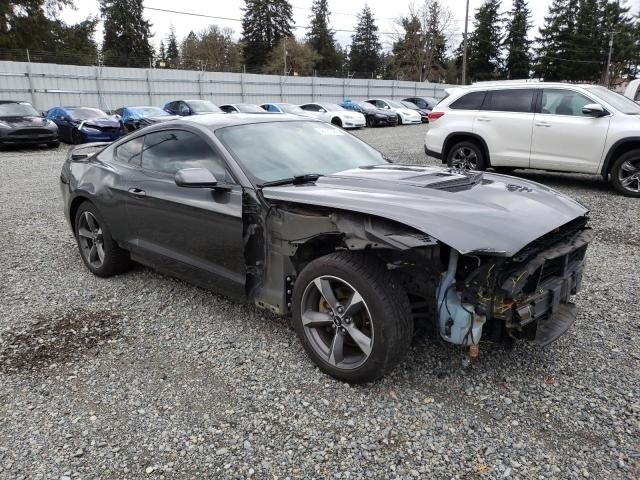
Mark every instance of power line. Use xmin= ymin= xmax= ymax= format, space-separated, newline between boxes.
xmin=144 ymin=6 xmax=399 ymax=35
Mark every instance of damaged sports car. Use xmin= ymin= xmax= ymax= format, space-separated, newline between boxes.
xmin=60 ymin=115 xmax=593 ymax=383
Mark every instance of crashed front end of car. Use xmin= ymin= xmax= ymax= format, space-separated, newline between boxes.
xmin=435 ymin=217 xmax=592 ymax=352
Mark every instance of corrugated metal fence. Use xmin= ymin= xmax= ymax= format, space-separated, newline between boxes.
xmin=0 ymin=61 xmax=454 ymax=112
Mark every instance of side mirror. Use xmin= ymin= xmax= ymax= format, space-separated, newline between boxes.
xmin=319 ymin=108 xmax=326 ymax=113
xmin=175 ymin=168 xmax=219 ymax=188
xmin=582 ymin=103 xmax=607 ymax=117
xmin=383 ymin=105 xmax=390 ymax=109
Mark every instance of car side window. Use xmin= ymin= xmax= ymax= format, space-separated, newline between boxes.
xmin=450 ymin=91 xmax=487 ymax=110
xmin=179 ymin=102 xmax=190 ymax=114
xmin=115 ymin=136 xmax=144 ymax=166
xmin=266 ymin=105 xmax=278 ymax=112
xmin=300 ymin=104 xmax=316 ymax=111
xmin=541 ymin=89 xmax=593 ymax=117
xmin=141 ymin=130 xmax=230 ymax=180
xmin=482 ymin=89 xmax=534 ymax=113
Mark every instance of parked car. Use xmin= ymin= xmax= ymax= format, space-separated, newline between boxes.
xmin=364 ymin=99 xmax=422 ymax=125
xmin=114 ymin=106 xmax=180 ymax=132
xmin=60 ymin=114 xmax=592 ymax=383
xmin=0 ymin=100 xmax=58 ymax=147
xmin=47 ymin=106 xmax=123 ymax=144
xmin=403 ymin=96 xmax=439 ymax=110
xmin=163 ymin=99 xmax=223 ymax=116
xmin=425 ymin=82 xmax=640 ymax=197
xmin=340 ymin=99 xmax=398 ymax=127
xmin=220 ymin=104 xmax=267 ymax=114
xmin=622 ymin=79 xmax=640 ymax=103
xmin=299 ymin=102 xmax=366 ymax=129
xmin=400 ymin=101 xmax=429 ymax=123
xmin=260 ymin=102 xmax=315 ymax=118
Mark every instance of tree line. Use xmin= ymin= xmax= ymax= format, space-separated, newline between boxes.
xmin=1 ymin=0 xmax=639 ymax=85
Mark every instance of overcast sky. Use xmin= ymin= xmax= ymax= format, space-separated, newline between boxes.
xmin=62 ymin=0 xmax=640 ymax=51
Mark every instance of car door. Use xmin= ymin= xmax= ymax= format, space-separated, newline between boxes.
xmin=124 ymin=128 xmax=245 ymax=298
xmin=472 ymin=88 xmax=536 ymax=168
xmin=529 ymin=88 xmax=611 ymax=174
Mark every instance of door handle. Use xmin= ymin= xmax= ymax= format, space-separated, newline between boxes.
xmin=477 ymin=116 xmax=491 ymax=122
xmin=535 ymin=121 xmax=551 ymax=127
xmin=128 ymin=187 xmax=146 ymax=198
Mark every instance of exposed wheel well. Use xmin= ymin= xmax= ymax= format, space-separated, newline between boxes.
xmin=601 ymin=140 xmax=640 ymax=178
xmin=69 ymin=196 xmax=91 ymax=233
xmin=443 ymin=134 xmax=490 ymax=166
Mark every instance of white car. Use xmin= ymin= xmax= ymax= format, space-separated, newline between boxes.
xmin=299 ymin=103 xmax=366 ymax=129
xmin=260 ymin=103 xmax=316 ymax=118
xmin=424 ymin=82 xmax=640 ymax=197
xmin=364 ymin=98 xmax=422 ymax=125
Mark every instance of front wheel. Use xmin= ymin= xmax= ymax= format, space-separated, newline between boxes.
xmin=610 ymin=149 xmax=640 ymax=197
xmin=47 ymin=140 xmax=60 ymax=148
xmin=331 ymin=118 xmax=343 ymax=128
xmin=71 ymin=129 xmax=83 ymax=145
xmin=74 ymin=202 xmax=131 ymax=277
xmin=366 ymin=116 xmax=374 ymax=128
xmin=292 ymin=252 xmax=413 ymax=383
xmin=447 ymin=141 xmax=487 ymax=171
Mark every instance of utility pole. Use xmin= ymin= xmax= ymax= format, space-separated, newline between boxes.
xmin=461 ymin=0 xmax=470 ymax=85
xmin=605 ymin=31 xmax=616 ymax=88
xmin=283 ymin=38 xmax=287 ymax=76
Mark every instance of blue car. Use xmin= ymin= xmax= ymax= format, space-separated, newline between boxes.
xmin=114 ymin=106 xmax=180 ymax=132
xmin=47 ymin=106 xmax=123 ymax=144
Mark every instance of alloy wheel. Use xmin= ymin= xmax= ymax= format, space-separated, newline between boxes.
xmin=77 ymin=211 xmax=105 ymax=268
xmin=300 ymin=275 xmax=374 ymax=370
xmin=618 ymin=158 xmax=640 ymax=193
xmin=451 ymin=147 xmax=478 ymax=169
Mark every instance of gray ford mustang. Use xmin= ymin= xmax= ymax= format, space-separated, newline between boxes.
xmin=60 ymin=114 xmax=592 ymax=383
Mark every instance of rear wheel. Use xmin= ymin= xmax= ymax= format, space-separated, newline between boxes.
xmin=610 ymin=149 xmax=640 ymax=197
xmin=447 ymin=141 xmax=487 ymax=171
xmin=74 ymin=202 xmax=131 ymax=277
xmin=292 ymin=252 xmax=413 ymax=383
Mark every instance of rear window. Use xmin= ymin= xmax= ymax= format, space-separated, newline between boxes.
xmin=450 ymin=91 xmax=486 ymax=110
xmin=483 ymin=89 xmax=534 ymax=113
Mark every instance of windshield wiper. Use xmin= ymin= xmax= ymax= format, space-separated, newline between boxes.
xmin=258 ymin=173 xmax=323 ymax=188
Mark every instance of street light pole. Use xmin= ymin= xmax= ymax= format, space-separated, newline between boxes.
xmin=461 ymin=0 xmax=470 ymax=85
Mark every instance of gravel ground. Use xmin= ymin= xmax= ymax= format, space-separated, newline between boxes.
xmin=0 ymin=125 xmax=638 ymax=479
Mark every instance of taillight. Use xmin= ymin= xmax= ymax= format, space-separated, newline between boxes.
xmin=428 ymin=111 xmax=445 ymax=121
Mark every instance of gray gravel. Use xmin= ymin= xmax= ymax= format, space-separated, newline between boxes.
xmin=0 ymin=125 xmax=639 ymax=479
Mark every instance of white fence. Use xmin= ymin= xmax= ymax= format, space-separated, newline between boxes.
xmin=0 ymin=61 xmax=454 ymax=112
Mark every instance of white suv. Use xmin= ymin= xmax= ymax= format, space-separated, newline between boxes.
xmin=424 ymin=82 xmax=640 ymax=197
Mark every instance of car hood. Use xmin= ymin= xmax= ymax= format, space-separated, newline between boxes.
xmin=0 ymin=115 xmax=52 ymax=128
xmin=398 ymin=109 xmax=420 ymax=116
xmin=80 ymin=117 xmax=121 ymax=128
xmin=141 ymin=115 xmax=181 ymax=123
xmin=261 ymin=164 xmax=589 ymax=256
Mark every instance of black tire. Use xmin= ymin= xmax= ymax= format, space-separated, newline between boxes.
xmin=291 ymin=252 xmax=413 ymax=383
xmin=71 ymin=129 xmax=83 ymax=145
xmin=47 ymin=140 xmax=60 ymax=148
xmin=397 ymin=116 xmax=403 ymax=125
xmin=74 ymin=201 xmax=131 ymax=277
xmin=610 ymin=149 xmax=640 ymax=197
xmin=366 ymin=115 xmax=374 ymax=128
xmin=331 ymin=117 xmax=343 ymax=128
xmin=446 ymin=140 xmax=487 ymax=171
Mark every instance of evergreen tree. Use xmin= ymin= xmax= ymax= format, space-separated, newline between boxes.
xmin=422 ymin=0 xmax=448 ymax=82
xmin=349 ymin=5 xmax=382 ymax=76
xmin=100 ymin=0 xmax=153 ymax=67
xmin=467 ymin=0 xmax=504 ymax=82
xmin=180 ymin=31 xmax=199 ymax=70
xmin=241 ymin=0 xmax=294 ymax=69
xmin=534 ymin=0 xmax=579 ymax=81
xmin=392 ymin=14 xmax=424 ymax=81
xmin=503 ymin=0 xmax=532 ymax=79
xmin=166 ymin=25 xmax=180 ymax=68
xmin=264 ymin=37 xmax=320 ymax=76
xmin=306 ymin=0 xmax=340 ymax=74
xmin=156 ymin=40 xmax=166 ymax=68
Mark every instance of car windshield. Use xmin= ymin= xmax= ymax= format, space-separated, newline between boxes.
xmin=67 ymin=108 xmax=107 ymax=120
xmin=323 ymin=103 xmax=345 ymax=111
xmin=401 ymin=101 xmax=419 ymax=110
xmin=216 ymin=121 xmax=386 ymax=184
xmin=236 ymin=104 xmax=265 ymax=113
xmin=0 ymin=102 xmax=39 ymax=117
xmin=278 ymin=104 xmax=304 ymax=114
xmin=130 ymin=107 xmax=170 ymax=117
xmin=187 ymin=100 xmax=222 ymax=113
xmin=357 ymin=102 xmax=375 ymax=111
xmin=585 ymin=86 xmax=640 ymax=115
xmin=386 ymin=100 xmax=405 ymax=108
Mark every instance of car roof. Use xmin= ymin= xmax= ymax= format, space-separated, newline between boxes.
xmin=178 ymin=113 xmax=321 ymax=130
